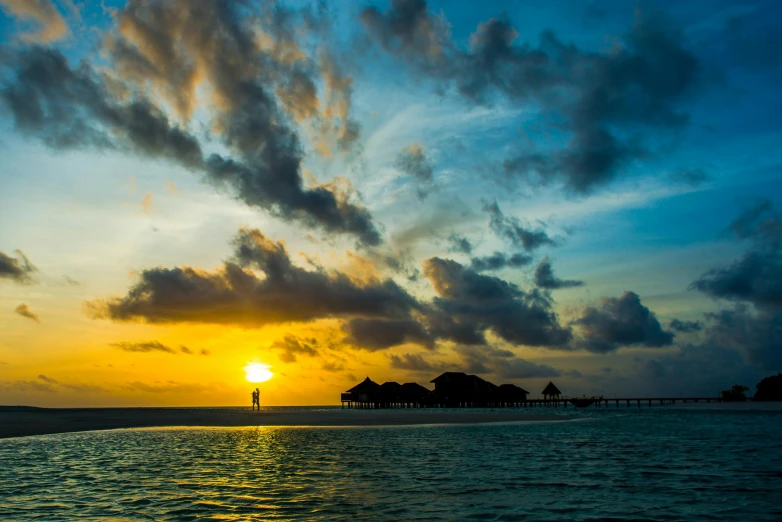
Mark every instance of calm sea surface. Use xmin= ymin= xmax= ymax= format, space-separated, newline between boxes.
xmin=1 ymin=404 xmax=781 ymax=521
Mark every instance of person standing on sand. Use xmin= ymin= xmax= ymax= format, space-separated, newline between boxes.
xmin=251 ymin=388 xmax=260 ymax=411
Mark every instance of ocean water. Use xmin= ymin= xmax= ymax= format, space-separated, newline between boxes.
xmin=1 ymin=405 xmax=781 ymax=521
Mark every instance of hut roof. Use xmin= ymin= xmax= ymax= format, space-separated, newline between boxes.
xmin=401 ymin=382 xmax=431 ymax=396
xmin=430 ymin=372 xmax=468 ymax=383
xmin=379 ymin=381 xmax=402 ymax=392
xmin=541 ymin=381 xmax=562 ymax=395
xmin=499 ymin=383 xmax=530 ymax=394
xmin=346 ymin=376 xmax=381 ymax=393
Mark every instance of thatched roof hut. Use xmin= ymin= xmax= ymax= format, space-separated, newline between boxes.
xmin=346 ymin=376 xmax=380 ymax=393
xmin=497 ymin=383 xmax=529 ymax=401
xmin=541 ymin=381 xmax=561 ymax=399
xmin=400 ymin=382 xmax=431 ymax=400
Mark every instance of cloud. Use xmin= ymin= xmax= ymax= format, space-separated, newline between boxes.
xmin=470 ymin=252 xmax=532 ymax=272
xmin=691 ymin=201 xmax=782 ymax=309
xmin=0 ymin=1 xmax=381 ymax=247
xmin=668 ymin=319 xmax=703 ymax=333
xmin=111 ymin=341 xmax=177 ymax=354
xmin=88 ymin=228 xmax=418 ymax=327
xmin=363 ymin=2 xmax=702 ymax=193
xmin=395 ymin=142 xmax=435 ymax=198
xmin=688 ymin=203 xmax=782 ymax=372
xmin=571 ymin=291 xmax=674 ymax=353
xmin=389 ymin=352 xmax=443 ymax=373
xmin=422 ymin=257 xmax=572 ymax=347
xmin=533 ymin=257 xmax=584 ymax=290
xmin=272 ymin=335 xmax=320 ymax=363
xmin=0 ymin=250 xmax=37 ymax=283
xmin=37 ymin=374 xmax=57 ymax=384
xmin=0 ymin=0 xmax=69 ymax=43
xmin=454 ymin=345 xmax=561 ymax=379
xmin=484 ymin=201 xmax=556 ymax=252
xmin=343 ymin=317 xmax=434 ymax=350
xmin=701 ymin=306 xmax=782 ymax=371
xmin=447 ymin=234 xmax=473 ymax=254
xmin=14 ymin=303 xmax=39 ymax=322
xmin=179 ymin=346 xmax=193 ymax=355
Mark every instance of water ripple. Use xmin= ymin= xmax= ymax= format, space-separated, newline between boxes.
xmin=1 ymin=408 xmax=781 ymax=520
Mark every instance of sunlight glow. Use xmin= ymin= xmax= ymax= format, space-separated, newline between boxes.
xmin=244 ymin=362 xmax=273 ymax=383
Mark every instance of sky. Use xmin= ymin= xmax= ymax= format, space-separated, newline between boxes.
xmin=1 ymin=0 xmax=781 ymax=407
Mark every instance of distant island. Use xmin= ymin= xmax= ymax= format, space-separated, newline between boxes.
xmin=721 ymin=373 xmax=782 ymax=402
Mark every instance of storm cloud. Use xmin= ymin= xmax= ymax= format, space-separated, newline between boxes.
xmin=362 ymin=1 xmax=702 ymax=193
xmin=571 ymin=291 xmax=674 ymax=353
xmin=343 ymin=317 xmax=434 ymax=350
xmin=0 ymin=1 xmax=381 ymax=246
xmin=422 ymin=257 xmax=572 ymax=347
xmin=88 ymin=228 xmax=417 ymax=327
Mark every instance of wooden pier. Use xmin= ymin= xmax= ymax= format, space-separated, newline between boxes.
xmin=340 ymin=394 xmax=724 ymax=409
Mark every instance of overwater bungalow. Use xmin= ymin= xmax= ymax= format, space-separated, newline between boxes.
xmin=497 ymin=384 xmax=530 ymax=406
xmin=341 ymin=373 xmax=534 ymax=408
xmin=541 ymin=381 xmax=562 ymax=401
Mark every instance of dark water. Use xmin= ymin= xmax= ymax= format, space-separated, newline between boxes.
xmin=1 ymin=405 xmax=781 ymax=521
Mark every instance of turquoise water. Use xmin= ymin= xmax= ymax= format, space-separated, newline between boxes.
xmin=1 ymin=405 xmax=781 ymax=521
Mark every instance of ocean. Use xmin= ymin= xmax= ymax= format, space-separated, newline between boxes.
xmin=1 ymin=404 xmax=781 ymax=521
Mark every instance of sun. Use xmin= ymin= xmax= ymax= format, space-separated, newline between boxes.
xmin=244 ymin=362 xmax=273 ymax=383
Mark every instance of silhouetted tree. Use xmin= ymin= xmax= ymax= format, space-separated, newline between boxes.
xmin=720 ymin=385 xmax=749 ymax=402
xmin=753 ymin=374 xmax=782 ymax=401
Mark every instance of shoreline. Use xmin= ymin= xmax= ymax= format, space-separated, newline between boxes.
xmin=0 ymin=406 xmax=571 ymax=439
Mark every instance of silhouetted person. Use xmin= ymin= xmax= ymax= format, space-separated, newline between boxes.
xmin=252 ymin=388 xmax=260 ymax=411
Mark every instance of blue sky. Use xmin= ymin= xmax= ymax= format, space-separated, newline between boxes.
xmin=0 ymin=0 xmax=780 ymax=405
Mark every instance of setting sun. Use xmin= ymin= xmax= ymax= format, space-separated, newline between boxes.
xmin=244 ymin=363 xmax=273 ymax=383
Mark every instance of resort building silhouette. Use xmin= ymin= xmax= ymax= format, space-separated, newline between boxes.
xmin=341 ymin=372 xmax=533 ymax=409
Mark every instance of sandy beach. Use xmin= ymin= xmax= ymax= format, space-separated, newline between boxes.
xmin=0 ymin=406 xmax=571 ymax=439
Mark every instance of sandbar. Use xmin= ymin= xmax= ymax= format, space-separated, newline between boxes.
xmin=0 ymin=406 xmax=571 ymax=439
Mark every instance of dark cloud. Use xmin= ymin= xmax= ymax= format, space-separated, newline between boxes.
xmin=179 ymin=346 xmax=193 ymax=355
xmin=533 ymin=257 xmax=584 ymax=289
xmin=688 ymin=203 xmax=782 ymax=372
xmin=702 ymin=306 xmax=782 ymax=371
xmin=668 ymin=319 xmax=703 ymax=333
xmin=571 ymin=291 xmax=674 ymax=353
xmin=271 ymin=335 xmax=320 ymax=363
xmin=111 ymin=341 xmax=177 ymax=354
xmin=484 ymin=201 xmax=556 ymax=251
xmin=691 ymin=201 xmax=782 ymax=309
xmin=14 ymin=303 xmax=39 ymax=322
xmin=0 ymin=1 xmax=381 ymax=246
xmin=470 ymin=252 xmax=532 ymax=272
xmin=454 ymin=344 xmax=561 ymax=379
xmin=389 ymin=352 xmax=443 ymax=372
xmin=447 ymin=234 xmax=473 ymax=254
xmin=363 ymin=3 xmax=702 ymax=193
xmin=343 ymin=317 xmax=434 ymax=350
xmin=200 ymin=349 xmax=210 ymax=356
xmin=89 ymin=228 xmax=418 ymax=327
xmin=0 ymin=250 xmax=36 ymax=283
xmin=632 ymin=341 xmax=764 ymax=398
xmin=422 ymin=257 xmax=572 ymax=347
